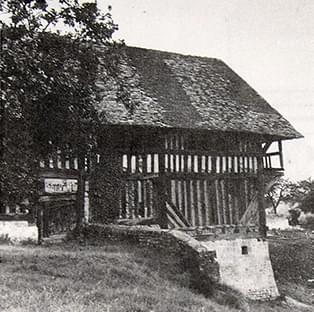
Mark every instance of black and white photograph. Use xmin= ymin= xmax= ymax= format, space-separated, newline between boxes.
xmin=0 ymin=0 xmax=313 ymax=311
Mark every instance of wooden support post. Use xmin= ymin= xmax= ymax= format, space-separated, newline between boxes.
xmin=278 ymin=140 xmax=284 ymax=169
xmin=154 ymin=177 xmax=168 ymax=228
xmin=155 ymin=153 xmax=168 ymax=228
xmin=257 ymin=156 xmax=267 ymax=237
xmin=37 ymin=204 xmax=43 ymax=244
xmin=76 ymin=155 xmax=85 ymax=229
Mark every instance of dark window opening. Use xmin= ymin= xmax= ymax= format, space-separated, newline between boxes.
xmin=241 ymin=246 xmax=248 ymax=255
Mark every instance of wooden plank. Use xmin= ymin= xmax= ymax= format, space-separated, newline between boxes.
xmin=121 ymin=182 xmax=127 ymax=218
xmin=195 ymin=155 xmax=199 ymax=173
xmin=239 ymin=179 xmax=246 ymax=219
xmin=175 ymin=154 xmax=179 ymax=172
xmin=155 ymin=154 xmax=159 ymax=173
xmin=191 ymin=155 xmax=195 ymax=173
xmin=138 ymin=180 xmax=143 ymax=216
xmin=204 ymin=179 xmax=210 ymax=225
xmin=200 ymin=179 xmax=206 ymax=226
xmin=234 ymin=188 xmax=240 ymax=225
xmin=56 ymin=151 xmax=62 ymax=169
xmin=183 ymin=154 xmax=188 ymax=172
xmin=248 ymin=156 xmax=252 ymax=172
xmin=135 ymin=155 xmax=140 ymax=173
xmin=220 ymin=179 xmax=228 ymax=224
xmin=231 ymin=156 xmax=235 ymax=173
xmin=175 ymin=180 xmax=180 ymax=211
xmin=183 ymin=180 xmax=188 ymax=218
xmin=180 ymin=179 xmax=186 ymax=216
xmin=151 ymin=154 xmax=155 ymax=173
xmin=215 ymin=179 xmax=222 ymax=225
xmin=198 ymin=155 xmax=202 ymax=173
xmin=204 ymin=156 xmax=209 ymax=173
xmin=225 ymin=156 xmax=229 ymax=173
xmin=192 ymin=180 xmax=198 ymax=226
xmin=61 ymin=153 xmax=66 ymax=169
xmin=228 ymin=180 xmax=234 ymax=224
xmin=142 ymin=154 xmax=147 ymax=174
xmin=186 ymin=179 xmax=192 ymax=224
xmin=153 ymin=177 xmax=168 ymax=228
xmin=177 ymin=180 xmax=182 ymax=212
xmin=125 ymin=181 xmax=130 ymax=218
xmin=237 ymin=155 xmax=241 ymax=173
xmin=187 ymin=155 xmax=192 ymax=172
xmin=133 ymin=180 xmax=138 ymax=218
xmin=218 ymin=156 xmax=222 ymax=173
xmin=165 ymin=135 xmax=168 ymax=150
xmin=146 ymin=180 xmax=152 ymax=217
xmin=257 ymin=156 xmax=266 ymax=237
xmin=197 ymin=180 xmax=202 ymax=225
xmin=180 ymin=154 xmax=184 ymax=172
xmin=127 ymin=154 xmax=132 ymax=174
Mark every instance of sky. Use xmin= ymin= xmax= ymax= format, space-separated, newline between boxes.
xmin=91 ymin=0 xmax=314 ymax=181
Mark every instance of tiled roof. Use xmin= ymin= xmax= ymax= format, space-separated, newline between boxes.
xmin=95 ymin=46 xmax=302 ymax=139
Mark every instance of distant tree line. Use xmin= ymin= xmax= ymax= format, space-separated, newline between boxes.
xmin=266 ymin=177 xmax=314 ymax=227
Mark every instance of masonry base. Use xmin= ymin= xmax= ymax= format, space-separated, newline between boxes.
xmin=0 ymin=221 xmax=38 ymax=244
xmin=201 ymin=238 xmax=280 ymax=300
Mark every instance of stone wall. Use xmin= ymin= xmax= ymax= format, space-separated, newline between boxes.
xmin=80 ymin=224 xmax=279 ymax=301
xmin=0 ymin=221 xmax=38 ymax=244
xmin=80 ymin=223 xmax=220 ymax=289
xmin=179 ymin=224 xmax=260 ymax=240
xmin=202 ymin=238 xmax=280 ymax=300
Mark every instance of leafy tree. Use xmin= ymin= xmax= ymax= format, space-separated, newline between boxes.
xmin=0 ymin=0 xmax=121 ymax=226
xmin=265 ymin=178 xmax=293 ymax=214
xmin=297 ymin=187 xmax=314 ymax=214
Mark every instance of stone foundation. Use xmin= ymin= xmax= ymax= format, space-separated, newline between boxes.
xmin=202 ymin=238 xmax=279 ymax=300
xmin=0 ymin=221 xmax=38 ymax=244
xmin=80 ymin=224 xmax=279 ymax=301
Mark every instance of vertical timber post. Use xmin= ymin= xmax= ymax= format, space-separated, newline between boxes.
xmin=37 ymin=203 xmax=43 ymax=244
xmin=76 ymin=154 xmax=85 ymax=230
xmin=156 ymin=149 xmax=168 ymax=228
xmin=257 ymin=156 xmax=267 ymax=237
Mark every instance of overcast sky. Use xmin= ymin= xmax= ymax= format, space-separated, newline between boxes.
xmin=94 ymin=0 xmax=314 ymax=180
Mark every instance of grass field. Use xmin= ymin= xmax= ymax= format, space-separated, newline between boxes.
xmin=0 ymin=233 xmax=313 ymax=312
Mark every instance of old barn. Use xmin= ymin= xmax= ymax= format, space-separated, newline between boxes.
xmin=36 ymin=46 xmax=301 ymax=238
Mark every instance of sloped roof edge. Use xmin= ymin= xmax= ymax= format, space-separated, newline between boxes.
xmin=95 ymin=45 xmax=303 ymax=140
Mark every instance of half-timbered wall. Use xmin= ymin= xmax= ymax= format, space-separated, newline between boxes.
xmin=35 ymin=127 xmax=284 ymax=231
xmin=103 ymin=127 xmax=271 ymax=229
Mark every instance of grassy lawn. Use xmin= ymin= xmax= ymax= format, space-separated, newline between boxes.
xmin=269 ymin=232 xmax=314 ymax=307
xmin=0 ymin=234 xmax=313 ymax=312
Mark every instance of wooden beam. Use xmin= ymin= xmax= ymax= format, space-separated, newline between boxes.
xmin=257 ymin=156 xmax=267 ymax=237
xmin=278 ymin=140 xmax=284 ymax=169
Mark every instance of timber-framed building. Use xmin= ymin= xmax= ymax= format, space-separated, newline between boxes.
xmin=35 ymin=46 xmax=302 ymax=238
xmin=2 ymin=46 xmax=302 ymax=299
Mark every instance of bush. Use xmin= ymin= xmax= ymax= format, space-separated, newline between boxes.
xmin=299 ymin=213 xmax=314 ymax=230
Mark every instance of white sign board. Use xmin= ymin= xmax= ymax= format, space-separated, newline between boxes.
xmin=44 ymin=178 xmax=78 ymax=194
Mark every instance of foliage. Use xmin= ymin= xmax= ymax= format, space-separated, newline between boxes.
xmin=266 ymin=177 xmax=314 ymax=215
xmin=284 ymin=178 xmax=314 ymax=214
xmin=0 ymin=0 xmax=119 ymax=212
xmin=265 ymin=178 xmax=294 ymax=214
xmin=299 ymin=213 xmax=314 ymax=230
xmin=287 ymin=208 xmax=301 ymax=226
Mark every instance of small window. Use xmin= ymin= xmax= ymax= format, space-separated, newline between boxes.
xmin=241 ymin=246 xmax=248 ymax=255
